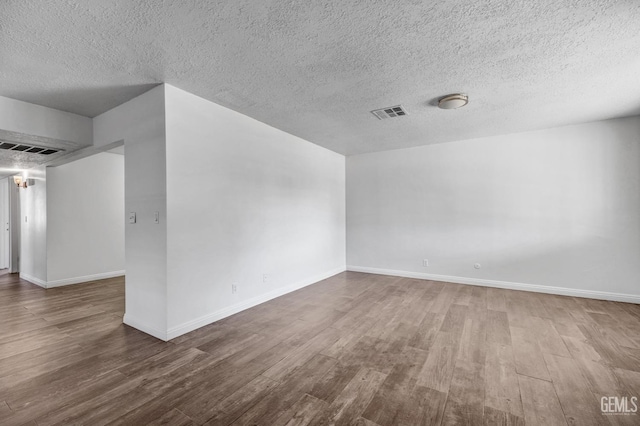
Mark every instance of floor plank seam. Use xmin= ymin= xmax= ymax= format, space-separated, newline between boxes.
xmin=3 ymin=272 xmax=640 ymax=425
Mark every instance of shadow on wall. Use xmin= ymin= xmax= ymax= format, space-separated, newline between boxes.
xmin=480 ymin=119 xmax=639 ymax=291
xmin=608 ymin=117 xmax=640 ymax=235
xmin=7 ymin=83 xmax=161 ymax=117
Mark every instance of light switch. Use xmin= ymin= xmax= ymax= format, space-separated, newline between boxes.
xmin=154 ymin=211 xmax=159 ymax=224
xmin=129 ymin=212 xmax=136 ymax=224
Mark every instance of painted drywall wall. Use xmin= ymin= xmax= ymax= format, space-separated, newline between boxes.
xmin=93 ymin=85 xmax=167 ymax=339
xmin=347 ymin=116 xmax=640 ymax=301
xmin=0 ymin=178 xmax=9 ymax=269
xmin=164 ymin=85 xmax=346 ymax=337
xmin=46 ymin=153 xmax=124 ymax=285
xmin=8 ymin=177 xmax=20 ymax=273
xmin=19 ymin=166 xmax=47 ymax=286
xmin=0 ymin=95 xmax=92 ymax=144
xmin=0 ymin=96 xmax=93 ymax=281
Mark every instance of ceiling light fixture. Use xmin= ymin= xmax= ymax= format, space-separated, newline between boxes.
xmin=13 ymin=176 xmax=35 ymax=189
xmin=438 ymin=94 xmax=468 ymax=110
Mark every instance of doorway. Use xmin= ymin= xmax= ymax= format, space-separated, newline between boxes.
xmin=0 ymin=178 xmax=9 ymax=271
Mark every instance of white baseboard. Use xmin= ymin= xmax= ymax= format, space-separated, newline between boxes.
xmin=20 ymin=272 xmax=47 ymax=288
xmin=347 ymin=265 xmax=640 ymax=304
xmin=20 ymin=271 xmax=125 ymax=289
xmin=123 ymin=313 xmax=168 ymax=341
xmin=46 ymin=270 xmax=126 ymax=288
xmin=166 ymin=266 xmax=346 ymax=341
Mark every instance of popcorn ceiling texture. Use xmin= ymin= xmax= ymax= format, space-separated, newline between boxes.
xmin=1 ymin=0 xmax=639 ymax=155
xmin=0 ymin=129 xmax=82 ymax=171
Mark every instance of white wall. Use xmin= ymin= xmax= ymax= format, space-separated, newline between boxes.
xmin=0 ymin=94 xmax=93 ymax=284
xmin=8 ymin=177 xmax=20 ymax=273
xmin=0 ymin=95 xmax=92 ymax=144
xmin=0 ymin=178 xmax=9 ymax=269
xmin=19 ymin=166 xmax=47 ymax=286
xmin=46 ymin=153 xmax=124 ymax=285
xmin=164 ymin=85 xmax=346 ymax=337
xmin=93 ymin=85 xmax=167 ymax=339
xmin=347 ymin=116 xmax=640 ymax=301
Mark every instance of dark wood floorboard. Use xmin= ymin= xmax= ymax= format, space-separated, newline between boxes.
xmin=1 ymin=271 xmax=640 ymax=425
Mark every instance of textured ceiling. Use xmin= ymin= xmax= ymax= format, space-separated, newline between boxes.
xmin=1 ymin=1 xmax=639 ymax=155
xmin=0 ymin=129 xmax=87 ymax=179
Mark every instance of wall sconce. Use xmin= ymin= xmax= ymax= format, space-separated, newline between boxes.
xmin=14 ymin=176 xmax=35 ymax=189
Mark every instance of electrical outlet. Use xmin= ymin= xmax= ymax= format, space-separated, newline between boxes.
xmin=474 ymin=263 xmax=481 ymax=269
xmin=263 ymin=274 xmax=269 ymax=283
xmin=232 ymin=284 xmax=237 ymax=294
xmin=423 ymin=259 xmax=429 ymax=267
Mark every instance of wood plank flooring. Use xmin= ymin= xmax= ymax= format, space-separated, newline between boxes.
xmin=1 ymin=270 xmax=640 ymax=425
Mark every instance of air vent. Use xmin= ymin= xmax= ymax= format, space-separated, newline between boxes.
xmin=0 ymin=140 xmax=62 ymax=155
xmin=371 ymin=105 xmax=408 ymax=120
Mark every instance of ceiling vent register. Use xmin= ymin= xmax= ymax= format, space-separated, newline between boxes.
xmin=371 ymin=105 xmax=408 ymax=120
xmin=0 ymin=140 xmax=62 ymax=155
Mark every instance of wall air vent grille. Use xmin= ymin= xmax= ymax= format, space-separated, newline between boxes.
xmin=0 ymin=140 xmax=62 ymax=155
xmin=371 ymin=105 xmax=408 ymax=120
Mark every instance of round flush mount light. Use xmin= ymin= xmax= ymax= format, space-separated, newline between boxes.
xmin=438 ymin=93 xmax=468 ymax=110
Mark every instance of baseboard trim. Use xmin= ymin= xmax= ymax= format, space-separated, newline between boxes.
xmin=166 ymin=266 xmax=346 ymax=341
xmin=46 ymin=270 xmax=126 ymax=288
xmin=346 ymin=265 xmax=640 ymax=304
xmin=20 ymin=272 xmax=47 ymax=288
xmin=123 ymin=313 xmax=168 ymax=341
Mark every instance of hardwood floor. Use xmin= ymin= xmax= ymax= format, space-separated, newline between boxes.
xmin=1 ymin=271 xmax=639 ymax=425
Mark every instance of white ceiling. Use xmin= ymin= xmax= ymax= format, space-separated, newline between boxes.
xmin=1 ymin=0 xmax=639 ymax=155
